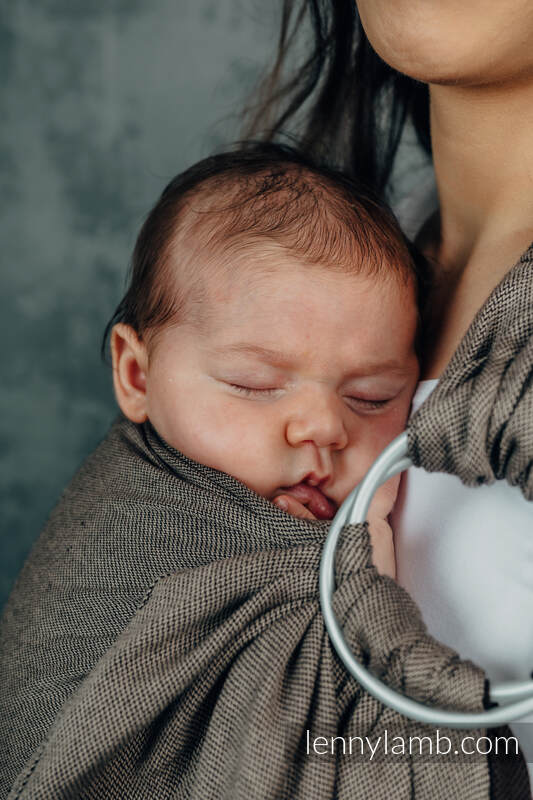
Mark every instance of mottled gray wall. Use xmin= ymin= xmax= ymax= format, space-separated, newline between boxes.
xmin=1 ymin=0 xmax=280 ymax=608
xmin=1 ymin=1 xmax=431 ymax=609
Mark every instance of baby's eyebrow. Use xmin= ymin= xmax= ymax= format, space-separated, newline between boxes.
xmin=210 ymin=342 xmax=409 ymax=375
xmin=211 ymin=343 xmax=293 ymax=367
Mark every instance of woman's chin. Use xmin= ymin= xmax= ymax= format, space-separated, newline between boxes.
xmin=369 ymin=39 xmax=483 ymax=88
xmin=358 ymin=4 xmax=533 ymax=90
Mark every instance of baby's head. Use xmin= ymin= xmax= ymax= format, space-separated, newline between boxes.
xmin=105 ymin=144 xmax=424 ymax=518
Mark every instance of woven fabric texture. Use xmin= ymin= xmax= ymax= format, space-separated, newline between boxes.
xmin=408 ymin=243 xmax=533 ymax=497
xmin=1 ymin=246 xmax=532 ymax=799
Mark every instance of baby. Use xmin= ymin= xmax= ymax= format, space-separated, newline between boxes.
xmin=106 ymin=142 xmax=422 ymax=577
xmin=1 ymin=143 xmax=427 ymax=795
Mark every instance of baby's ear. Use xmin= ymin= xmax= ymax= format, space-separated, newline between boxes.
xmin=110 ymin=323 xmax=149 ymax=423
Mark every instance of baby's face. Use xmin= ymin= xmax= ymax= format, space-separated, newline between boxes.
xmin=141 ymin=258 xmax=419 ymax=518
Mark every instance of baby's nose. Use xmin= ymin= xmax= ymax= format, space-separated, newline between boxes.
xmin=285 ymin=388 xmax=348 ymax=450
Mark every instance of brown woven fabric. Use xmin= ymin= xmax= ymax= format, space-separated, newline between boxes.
xmin=1 ymin=245 xmax=532 ymax=799
xmin=407 ymin=241 xmax=533 ymax=799
xmin=408 ymin=243 xmax=533 ymax=498
xmin=0 ymin=418 xmax=492 ymax=800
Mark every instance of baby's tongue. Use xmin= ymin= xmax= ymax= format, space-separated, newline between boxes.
xmin=284 ymin=482 xmax=337 ymax=520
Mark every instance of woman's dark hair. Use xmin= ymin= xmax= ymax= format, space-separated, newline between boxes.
xmin=242 ymin=1 xmax=431 ymax=196
xmin=101 ymin=141 xmax=431 ymax=363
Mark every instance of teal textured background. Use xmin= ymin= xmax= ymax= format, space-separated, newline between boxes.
xmin=1 ymin=0 xmax=280 ymax=608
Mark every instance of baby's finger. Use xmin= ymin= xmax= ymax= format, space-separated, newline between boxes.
xmin=368 ymin=518 xmax=396 ymax=580
xmin=367 ymin=473 xmax=401 ymax=520
xmin=273 ymin=494 xmax=317 ymax=520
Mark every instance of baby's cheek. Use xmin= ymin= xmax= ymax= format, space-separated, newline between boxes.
xmin=336 ymin=417 xmax=404 ymax=502
xmin=213 ymin=411 xmax=285 ymax=495
xmin=374 ymin=404 xmax=411 ymax=447
xmin=397 ymin=395 xmax=415 ymax=428
xmin=148 ymin=392 xmax=224 ymax=461
xmin=180 ymin=405 xmax=239 ymax=458
xmin=179 ymin=402 xmax=278 ymax=485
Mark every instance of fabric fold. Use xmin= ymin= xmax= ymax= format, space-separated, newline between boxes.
xmin=5 ymin=514 xmax=492 ymax=798
xmin=407 ymin=243 xmax=533 ymax=499
xmin=2 ymin=414 xmax=519 ymax=799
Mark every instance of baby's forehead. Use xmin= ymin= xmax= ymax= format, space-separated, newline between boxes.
xmin=184 ymin=236 xmax=358 ymax=299
xmin=168 ymin=212 xmax=414 ymax=316
xmin=196 ymin=244 xmax=413 ymax=329
xmin=159 ymin=168 xmax=418 ymax=344
xmin=191 ymin=258 xmax=418 ymax=381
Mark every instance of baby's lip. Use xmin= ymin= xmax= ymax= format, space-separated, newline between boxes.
xmin=279 ymin=481 xmax=338 ymax=520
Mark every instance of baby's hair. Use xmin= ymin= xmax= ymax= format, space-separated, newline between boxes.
xmin=101 ymin=142 xmax=431 ymax=361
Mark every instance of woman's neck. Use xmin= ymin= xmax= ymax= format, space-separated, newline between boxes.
xmin=418 ymin=78 xmax=533 ymax=380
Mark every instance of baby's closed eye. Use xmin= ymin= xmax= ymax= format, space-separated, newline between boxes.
xmin=228 ymin=383 xmax=280 ymax=397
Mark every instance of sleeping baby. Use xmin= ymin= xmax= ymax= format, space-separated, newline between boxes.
xmin=108 ymin=143 xmax=423 ymax=579
xmin=0 ymin=142 xmax=430 ymax=796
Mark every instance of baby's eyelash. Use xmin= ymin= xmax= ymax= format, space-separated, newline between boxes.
xmin=229 ymin=384 xmax=390 ymax=409
xmin=229 ymin=384 xmax=279 ymax=397
xmin=346 ymin=397 xmax=390 ymax=410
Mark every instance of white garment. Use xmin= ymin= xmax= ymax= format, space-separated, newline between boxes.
xmin=391 ymin=379 xmax=533 ymax=782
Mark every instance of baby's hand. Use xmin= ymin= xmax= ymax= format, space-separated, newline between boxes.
xmin=366 ymin=474 xmax=400 ymax=581
xmin=366 ymin=517 xmax=396 ymax=581
xmin=367 ymin=473 xmax=401 ymax=523
xmin=272 ymin=474 xmax=399 ymax=581
xmin=273 ymin=493 xmax=317 ymax=521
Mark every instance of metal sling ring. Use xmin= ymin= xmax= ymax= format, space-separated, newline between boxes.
xmin=319 ymin=431 xmax=533 ymax=729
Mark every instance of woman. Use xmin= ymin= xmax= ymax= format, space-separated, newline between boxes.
xmin=245 ymin=0 xmax=533 ymax=792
